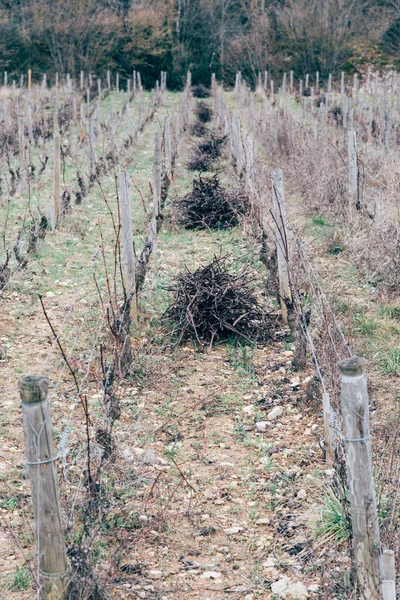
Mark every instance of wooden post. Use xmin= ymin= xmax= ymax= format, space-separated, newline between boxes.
xmin=119 ymin=171 xmax=138 ymax=323
xmin=322 ymin=392 xmax=335 ymax=465
xmin=232 ymin=112 xmax=244 ymax=177
xmin=244 ymin=134 xmax=255 ymax=195
xmin=271 ymin=168 xmax=291 ymax=325
xmin=348 ymin=127 xmax=358 ymax=219
xmin=19 ymin=375 xmax=69 ymax=600
xmin=28 ymin=68 xmax=32 ymax=92
xmin=87 ymin=115 xmax=95 ymax=176
xmin=153 ymin=133 xmax=162 ymax=215
xmin=51 ymin=106 xmax=61 ymax=230
xmin=339 ymin=357 xmax=381 ymax=600
xmin=163 ymin=116 xmax=172 ymax=178
xmin=382 ymin=549 xmax=396 ymax=600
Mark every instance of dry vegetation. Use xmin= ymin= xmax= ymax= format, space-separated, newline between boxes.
xmin=0 ymin=69 xmax=400 ymax=600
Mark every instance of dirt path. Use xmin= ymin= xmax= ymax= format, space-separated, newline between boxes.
xmin=0 ymin=94 xmax=331 ymax=600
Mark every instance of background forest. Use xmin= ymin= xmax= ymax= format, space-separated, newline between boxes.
xmin=1 ymin=0 xmax=400 ymax=89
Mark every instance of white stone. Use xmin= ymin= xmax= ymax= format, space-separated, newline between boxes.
xmin=256 ymin=421 xmax=268 ymax=432
xmin=45 ymin=291 xmax=55 ymax=298
xmin=255 ymin=518 xmax=270 ymax=525
xmin=224 ymin=527 xmax=243 ymax=535
xmin=122 ymin=449 xmax=134 ymax=463
xmin=308 ymin=584 xmax=319 ymax=593
xmin=271 ymin=577 xmax=290 ymax=597
xmin=268 ymin=406 xmax=283 ymax=421
xmin=243 ymin=404 xmax=255 ymax=414
xmin=148 ymin=570 xmax=163 ymax=579
xmin=201 ymin=571 xmax=221 ymax=579
xmin=138 ymin=514 xmax=148 ymax=522
xmin=286 ymin=582 xmax=308 ymax=599
xmin=297 ymin=489 xmax=307 ymax=500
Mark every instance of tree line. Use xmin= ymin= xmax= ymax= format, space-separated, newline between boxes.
xmin=0 ymin=0 xmax=399 ymax=88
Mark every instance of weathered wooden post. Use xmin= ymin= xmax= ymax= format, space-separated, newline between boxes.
xmin=244 ymin=134 xmax=255 ymax=195
xmin=348 ymin=126 xmax=358 ymax=219
xmin=271 ymin=169 xmax=291 ymax=325
xmin=163 ymin=116 xmax=172 ymax=178
xmin=50 ymin=105 xmax=61 ymax=230
xmin=382 ymin=549 xmax=396 ymax=600
xmin=232 ymin=112 xmax=244 ymax=177
xmin=19 ymin=375 xmax=69 ymax=600
xmin=339 ymin=357 xmax=381 ymax=600
xmin=322 ymin=392 xmax=335 ymax=465
xmin=87 ymin=115 xmax=95 ymax=176
xmin=119 ymin=171 xmax=138 ymax=324
xmin=153 ymin=133 xmax=162 ymax=215
xmin=28 ymin=68 xmax=32 ymax=92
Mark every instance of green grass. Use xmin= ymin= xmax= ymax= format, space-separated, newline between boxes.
xmin=0 ymin=496 xmax=18 ymax=510
xmin=12 ymin=566 xmax=32 ymax=591
xmin=380 ymin=347 xmax=400 ymax=375
xmin=311 ymin=215 xmax=328 ymax=227
xmin=315 ymin=485 xmax=351 ymax=544
xmin=380 ymin=305 xmax=400 ymax=320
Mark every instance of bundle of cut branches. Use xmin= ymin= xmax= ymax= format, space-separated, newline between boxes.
xmin=196 ymin=101 xmax=213 ymax=123
xmin=192 ymin=85 xmax=211 ymax=98
xmin=165 ymin=256 xmax=273 ymax=346
xmin=177 ymin=174 xmax=245 ymax=229
xmin=187 ymin=135 xmax=226 ymax=171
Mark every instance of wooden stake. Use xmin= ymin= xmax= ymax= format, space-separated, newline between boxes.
xmin=153 ymin=133 xmax=162 ymax=215
xmin=339 ymin=357 xmax=381 ymax=600
xmin=348 ymin=127 xmax=358 ymax=219
xmin=232 ymin=112 xmax=244 ymax=177
xmin=19 ymin=375 xmax=69 ymax=600
xmin=271 ymin=168 xmax=291 ymax=325
xmin=322 ymin=392 xmax=335 ymax=465
xmin=119 ymin=171 xmax=138 ymax=323
xmin=382 ymin=549 xmax=396 ymax=600
xmin=163 ymin=117 xmax=172 ymax=178
xmin=28 ymin=69 xmax=32 ymax=92
xmin=51 ymin=106 xmax=61 ymax=230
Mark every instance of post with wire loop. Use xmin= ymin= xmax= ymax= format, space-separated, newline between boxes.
xmin=19 ymin=375 xmax=69 ymax=600
xmin=271 ymin=168 xmax=292 ymax=325
xmin=339 ymin=357 xmax=381 ymax=600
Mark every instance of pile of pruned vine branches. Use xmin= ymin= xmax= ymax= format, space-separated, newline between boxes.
xmin=165 ymin=256 xmax=275 ymax=346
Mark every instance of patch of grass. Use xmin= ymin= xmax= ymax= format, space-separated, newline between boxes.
xmin=333 ymin=299 xmax=350 ymax=314
xmin=12 ymin=566 xmax=32 ymax=591
xmin=315 ymin=485 xmax=351 ymax=545
xmin=0 ymin=496 xmax=18 ymax=510
xmin=227 ymin=340 xmax=256 ymax=376
xmin=312 ymin=215 xmax=328 ymax=227
xmin=380 ymin=305 xmax=400 ymax=320
xmin=358 ymin=317 xmax=377 ymax=336
xmin=380 ymin=347 xmax=400 ymax=375
xmin=327 ymin=239 xmax=344 ymax=255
